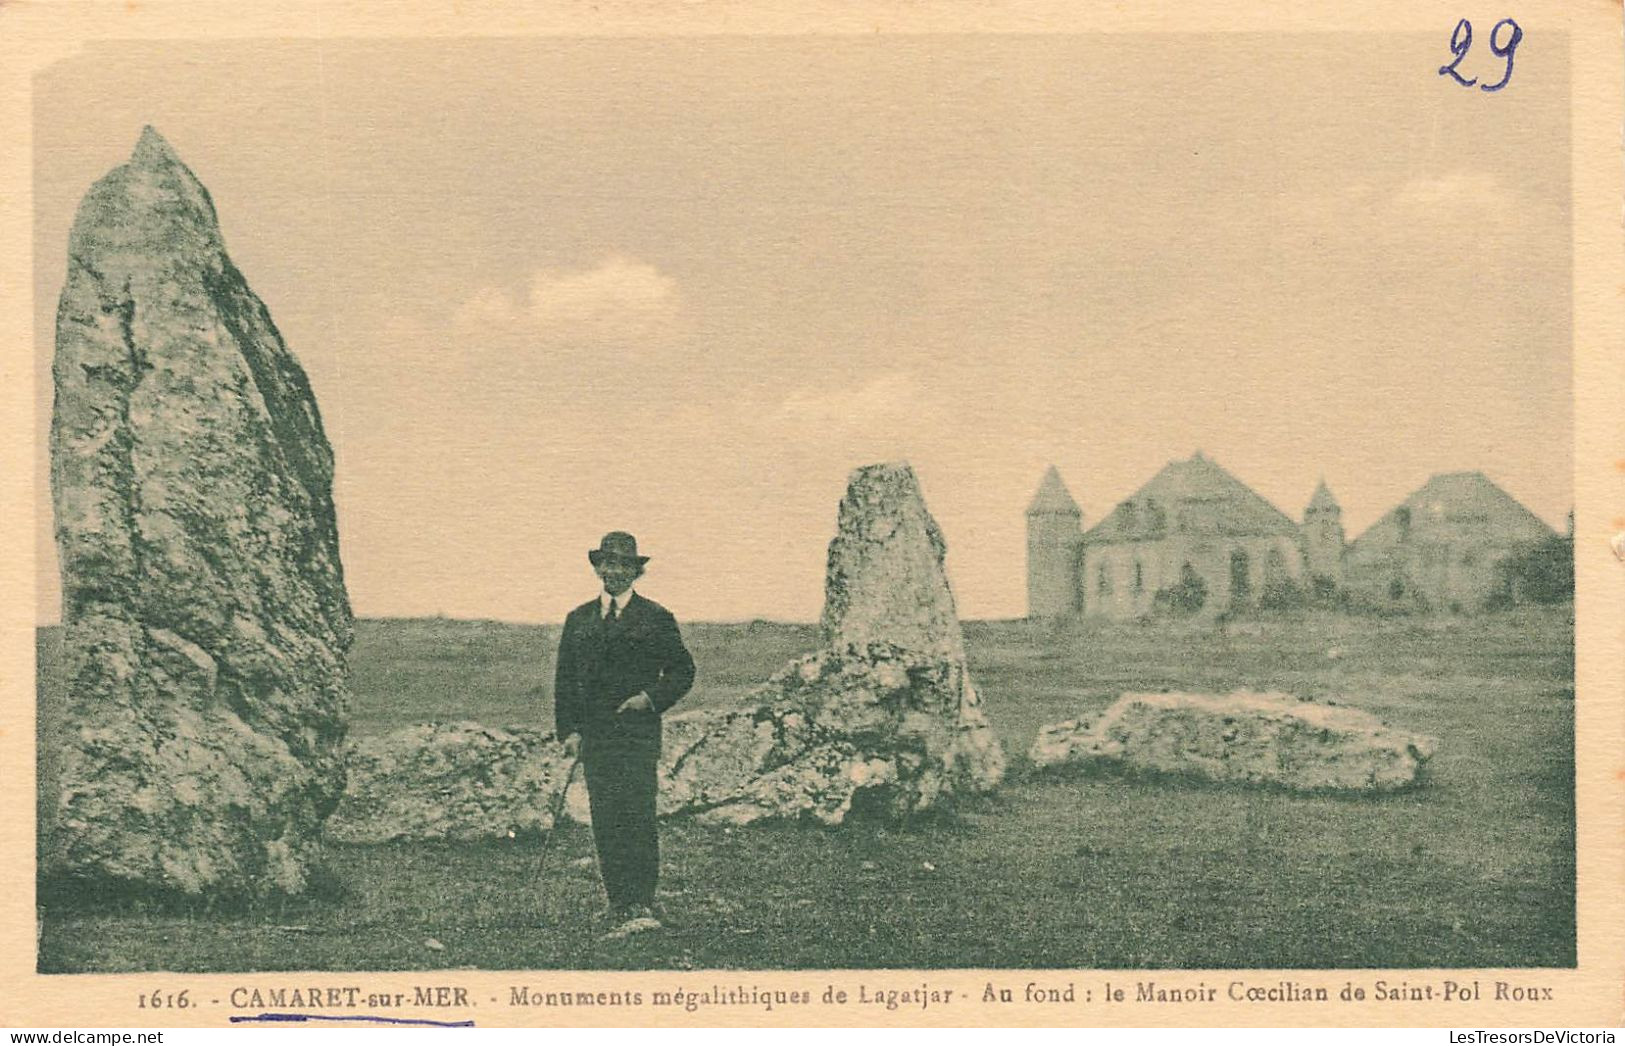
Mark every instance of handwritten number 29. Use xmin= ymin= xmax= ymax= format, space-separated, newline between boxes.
xmin=1439 ymin=18 xmax=1522 ymax=92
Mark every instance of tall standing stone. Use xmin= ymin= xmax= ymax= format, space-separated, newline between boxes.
xmin=806 ymin=462 xmax=1005 ymax=802
xmin=649 ymin=462 xmax=1005 ymax=825
xmin=657 ymin=462 xmax=1004 ymax=822
xmin=47 ymin=127 xmax=351 ymax=897
xmin=821 ymin=463 xmax=967 ymax=662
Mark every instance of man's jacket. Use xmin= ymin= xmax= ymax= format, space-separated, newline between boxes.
xmin=553 ymin=592 xmax=696 ymax=740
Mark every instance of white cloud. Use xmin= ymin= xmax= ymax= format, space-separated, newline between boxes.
xmin=453 ymin=254 xmax=683 ymax=348
xmin=1391 ymin=171 xmax=1519 ymax=219
xmin=649 ymin=370 xmax=945 ymax=472
xmin=778 ymin=370 xmax=923 ymax=428
xmin=1282 ymin=171 xmax=1523 ymax=240
xmin=768 ymin=370 xmax=953 ymax=465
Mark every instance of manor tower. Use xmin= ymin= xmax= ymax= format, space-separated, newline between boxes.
xmin=1301 ymin=479 xmax=1345 ymax=589
xmin=1026 ymin=466 xmax=1084 ymax=619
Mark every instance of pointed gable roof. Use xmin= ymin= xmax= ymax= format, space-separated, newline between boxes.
xmin=1027 ymin=465 xmax=1081 ymax=515
xmin=1083 ymin=452 xmax=1298 ymax=544
xmin=1306 ymin=479 xmax=1339 ymax=513
xmin=1348 ymin=471 xmax=1556 ymax=551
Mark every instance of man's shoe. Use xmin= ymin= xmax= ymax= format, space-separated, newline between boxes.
xmin=604 ymin=905 xmax=661 ymax=939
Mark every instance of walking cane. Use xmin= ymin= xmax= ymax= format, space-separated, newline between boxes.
xmin=534 ymin=745 xmax=583 ymax=925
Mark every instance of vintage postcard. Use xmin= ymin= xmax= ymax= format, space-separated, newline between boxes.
xmin=1 ymin=0 xmax=1620 ymax=1030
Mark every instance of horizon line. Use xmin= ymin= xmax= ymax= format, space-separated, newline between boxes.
xmin=30 ymin=613 xmax=1038 ymax=630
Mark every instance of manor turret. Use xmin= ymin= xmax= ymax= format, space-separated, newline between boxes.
xmin=1301 ymin=479 xmax=1345 ymax=589
xmin=1026 ymin=466 xmax=1083 ymax=619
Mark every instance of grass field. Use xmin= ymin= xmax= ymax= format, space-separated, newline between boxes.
xmin=35 ymin=606 xmax=1575 ymax=971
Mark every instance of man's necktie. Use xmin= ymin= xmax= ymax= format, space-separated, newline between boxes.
xmin=605 ymin=600 xmax=617 ymax=624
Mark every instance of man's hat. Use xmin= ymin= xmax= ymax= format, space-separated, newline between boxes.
xmin=588 ymin=531 xmax=650 ymax=567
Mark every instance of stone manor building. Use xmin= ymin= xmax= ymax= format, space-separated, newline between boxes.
xmin=1026 ymin=453 xmax=1556 ymax=619
xmin=1339 ymin=471 xmax=1558 ymax=610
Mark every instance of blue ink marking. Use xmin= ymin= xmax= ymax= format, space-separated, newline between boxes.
xmin=1439 ymin=17 xmax=1522 ymax=93
xmin=1438 ymin=18 xmax=1477 ymax=87
xmin=230 ymin=1012 xmax=475 ymax=1028
xmin=1480 ymin=18 xmax=1522 ymax=93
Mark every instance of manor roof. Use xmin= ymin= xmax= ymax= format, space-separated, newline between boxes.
xmin=1347 ymin=471 xmax=1555 ymax=552
xmin=1083 ymin=452 xmax=1298 ymax=544
xmin=1027 ymin=465 xmax=1082 ymax=515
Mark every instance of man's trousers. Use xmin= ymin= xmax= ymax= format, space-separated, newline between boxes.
xmin=580 ymin=717 xmax=661 ymax=912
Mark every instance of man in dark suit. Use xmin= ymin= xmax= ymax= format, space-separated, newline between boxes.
xmin=553 ymin=531 xmax=695 ymax=937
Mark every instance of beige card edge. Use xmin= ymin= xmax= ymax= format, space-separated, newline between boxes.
xmin=0 ymin=0 xmax=1619 ymax=1029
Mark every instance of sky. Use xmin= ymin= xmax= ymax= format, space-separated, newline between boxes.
xmin=32 ymin=34 xmax=1572 ymax=624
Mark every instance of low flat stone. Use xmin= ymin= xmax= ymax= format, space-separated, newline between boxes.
xmin=325 ymin=722 xmax=582 ymax=844
xmin=1030 ymin=690 xmax=1434 ymax=791
xmin=327 ymin=657 xmax=997 ymax=839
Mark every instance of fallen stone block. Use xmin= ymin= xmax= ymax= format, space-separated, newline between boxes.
xmin=1029 ymin=690 xmax=1434 ymax=791
xmin=325 ymin=722 xmax=582 ymax=845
